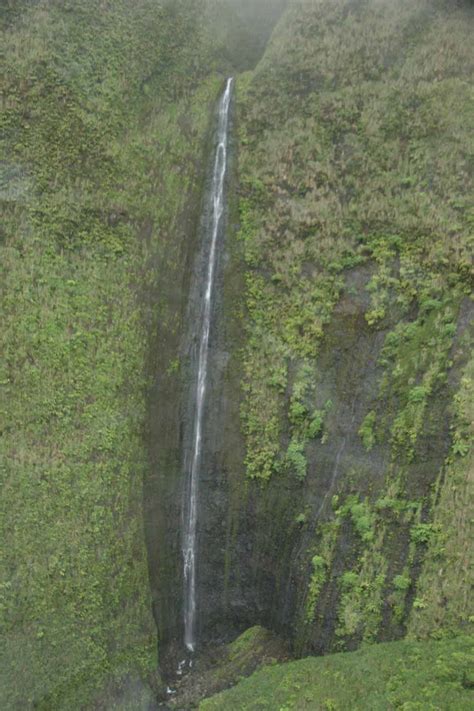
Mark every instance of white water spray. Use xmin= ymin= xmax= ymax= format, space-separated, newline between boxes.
xmin=182 ymin=78 xmax=233 ymax=653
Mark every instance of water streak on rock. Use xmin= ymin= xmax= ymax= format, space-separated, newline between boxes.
xmin=182 ymin=78 xmax=233 ymax=653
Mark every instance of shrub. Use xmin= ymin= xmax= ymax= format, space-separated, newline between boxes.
xmin=308 ymin=409 xmax=324 ymax=438
xmin=289 ymin=398 xmax=308 ymax=426
xmin=359 ymin=411 xmax=376 ymax=451
xmin=286 ymin=438 xmax=307 ymax=480
xmin=410 ymin=523 xmax=436 ymax=545
xmin=393 ymin=574 xmax=411 ymax=591
xmin=338 ymin=496 xmax=376 ymax=543
xmin=408 ymin=386 xmax=429 ymax=403
xmin=306 ymin=555 xmax=328 ymax=623
xmin=341 ymin=571 xmax=359 ymax=590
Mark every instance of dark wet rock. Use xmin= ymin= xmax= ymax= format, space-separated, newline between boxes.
xmin=168 ymin=626 xmax=288 ymax=710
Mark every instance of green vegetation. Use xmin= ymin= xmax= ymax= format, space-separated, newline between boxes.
xmin=284 ymin=364 xmax=333 ymax=480
xmin=237 ymin=0 xmax=472 ymax=481
xmin=169 ymin=626 xmax=288 ymax=709
xmin=337 ymin=496 xmax=376 ymax=544
xmin=1 ymin=0 xmax=473 ymax=707
xmin=227 ymin=625 xmax=281 ymax=662
xmin=359 ymin=411 xmax=376 ymax=451
xmin=390 ymin=570 xmax=412 ymax=624
xmin=201 ymin=635 xmax=474 ymax=710
xmin=408 ymin=357 xmax=474 ymax=639
xmin=300 ymin=519 xmax=340 ymax=636
xmin=0 ymin=1 xmax=223 ymax=707
xmin=331 ymin=498 xmax=387 ymax=642
xmin=305 ymin=556 xmax=327 ymax=624
xmin=234 ymin=0 xmax=473 ymax=653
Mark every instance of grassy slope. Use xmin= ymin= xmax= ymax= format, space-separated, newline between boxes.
xmin=201 ymin=635 xmax=474 ymax=710
xmin=234 ymin=0 xmax=473 ymax=650
xmin=0 ymin=1 xmax=221 ymax=707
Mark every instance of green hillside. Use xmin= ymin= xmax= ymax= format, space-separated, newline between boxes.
xmin=230 ymin=0 xmax=473 ymax=654
xmin=0 ymin=1 xmax=220 ymax=707
xmin=201 ymin=634 xmax=474 ymax=710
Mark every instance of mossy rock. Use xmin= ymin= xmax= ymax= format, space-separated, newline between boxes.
xmin=170 ymin=627 xmax=288 ymax=709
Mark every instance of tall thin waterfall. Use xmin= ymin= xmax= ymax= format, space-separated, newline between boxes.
xmin=182 ymin=78 xmax=233 ymax=653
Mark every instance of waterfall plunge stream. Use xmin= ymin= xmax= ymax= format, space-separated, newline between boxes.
xmin=182 ymin=78 xmax=233 ymax=654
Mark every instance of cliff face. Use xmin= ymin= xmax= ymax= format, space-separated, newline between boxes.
xmin=0 ymin=1 xmax=222 ymax=707
xmin=193 ymin=0 xmax=473 ymax=656
xmin=0 ymin=0 xmax=289 ymax=704
xmin=1 ymin=0 xmax=472 ymax=707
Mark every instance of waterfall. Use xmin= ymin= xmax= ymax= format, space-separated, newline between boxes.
xmin=182 ymin=78 xmax=233 ymax=653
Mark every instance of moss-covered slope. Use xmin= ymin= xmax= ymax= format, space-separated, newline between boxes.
xmin=201 ymin=634 xmax=474 ymax=710
xmin=0 ymin=1 xmax=222 ymax=707
xmin=222 ymin=0 xmax=473 ymax=654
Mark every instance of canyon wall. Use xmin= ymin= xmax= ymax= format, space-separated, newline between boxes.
xmin=193 ymin=0 xmax=473 ymax=656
